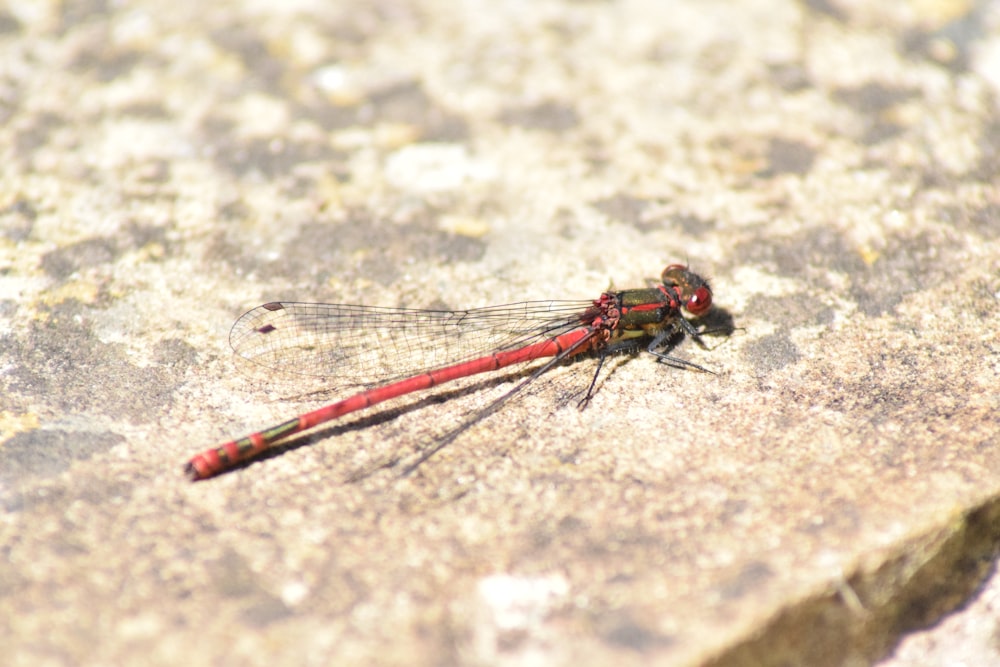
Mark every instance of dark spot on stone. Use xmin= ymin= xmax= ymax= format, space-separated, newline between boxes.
xmin=768 ymin=62 xmax=811 ymax=91
xmin=38 ymin=223 xmax=169 ymax=280
xmin=373 ymin=81 xmax=465 ymax=137
xmin=557 ymin=515 xmax=586 ymax=534
xmin=241 ymin=596 xmax=293 ymax=627
xmin=0 ymin=429 xmax=125 ymax=479
xmin=799 ymin=497 xmax=861 ymax=533
xmin=207 ymin=133 xmax=343 ymax=180
xmin=802 ymin=0 xmax=848 ymax=22
xmin=4 ymin=300 xmax=180 ymax=422
xmin=121 ymin=220 xmax=169 ymax=250
xmin=901 ymin=3 xmax=984 ymax=72
xmin=496 ymin=628 xmax=530 ymax=652
xmin=974 ymin=119 xmax=1000 ymax=184
xmin=40 ymin=237 xmax=119 ymax=279
xmin=672 ymin=213 xmax=717 ymax=236
xmin=744 ymin=332 xmax=801 ymax=375
xmin=553 ymin=207 xmax=580 ymax=240
xmin=299 ymin=99 xmax=359 ymax=132
xmin=218 ymin=198 xmax=253 ymax=222
xmin=590 ymin=196 xmax=717 ymax=235
xmin=74 ymin=475 xmax=134 ymax=508
xmin=14 ymin=112 xmax=64 ymax=156
xmin=92 ymin=49 xmax=142 ymax=82
xmin=214 ymin=204 xmax=485 ymax=287
xmin=720 ymin=497 xmax=749 ymax=520
xmin=0 ymin=9 xmax=22 ymax=34
xmin=498 ymin=101 xmax=580 ymax=132
xmin=600 ymin=615 xmax=675 ymax=651
xmin=207 ymin=549 xmax=260 ymax=598
xmin=591 ymin=194 xmax=650 ymax=225
xmin=718 ymin=561 xmax=775 ymax=600
xmin=134 ymin=159 xmax=172 ymax=184
xmin=833 ymin=82 xmax=917 ymax=113
xmin=963 ymin=203 xmax=1000 ymax=238
xmin=0 ymin=555 xmax=29 ymax=593
xmin=119 ymin=101 xmax=169 ymax=119
xmin=211 ymin=24 xmax=286 ymax=88
xmin=861 ymin=121 xmax=906 ymax=145
xmin=68 ymin=31 xmax=146 ymax=82
xmin=742 ymin=292 xmax=834 ymax=330
xmin=152 ymin=338 xmax=198 ymax=367
xmin=834 ymin=83 xmax=923 ymax=144
xmin=201 ymin=113 xmax=235 ymax=138
xmin=58 ymin=0 xmax=110 ymax=30
xmin=0 ymin=199 xmax=37 ymax=242
xmin=833 ymin=83 xmax=919 ymax=144
xmin=849 ymin=233 xmax=942 ymax=316
xmin=759 ymin=138 xmax=816 ymax=177
xmin=733 ymin=225 xmax=866 ymax=281
xmin=283 ymin=210 xmax=486 ymax=286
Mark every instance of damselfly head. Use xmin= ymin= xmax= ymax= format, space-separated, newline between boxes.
xmin=662 ymin=264 xmax=713 ymax=316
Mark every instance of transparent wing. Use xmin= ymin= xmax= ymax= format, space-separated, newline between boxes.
xmin=229 ymin=300 xmax=595 ymax=389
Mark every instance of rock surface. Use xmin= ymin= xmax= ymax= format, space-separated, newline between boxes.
xmin=2 ymin=1 xmax=999 ymax=665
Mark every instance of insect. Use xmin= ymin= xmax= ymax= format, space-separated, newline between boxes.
xmin=185 ymin=265 xmax=713 ymax=480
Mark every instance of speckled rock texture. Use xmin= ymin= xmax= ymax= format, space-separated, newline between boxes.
xmin=2 ymin=1 xmax=999 ymax=666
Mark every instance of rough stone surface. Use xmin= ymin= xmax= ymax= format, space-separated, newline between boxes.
xmin=2 ymin=1 xmax=999 ymax=666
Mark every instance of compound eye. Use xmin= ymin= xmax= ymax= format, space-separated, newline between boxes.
xmin=661 ymin=264 xmax=687 ymax=286
xmin=685 ymin=286 xmax=712 ymax=316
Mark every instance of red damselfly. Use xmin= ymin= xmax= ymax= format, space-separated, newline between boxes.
xmin=185 ymin=265 xmax=714 ymax=480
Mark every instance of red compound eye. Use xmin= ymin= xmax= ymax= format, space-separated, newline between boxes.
xmin=685 ymin=285 xmax=712 ymax=316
